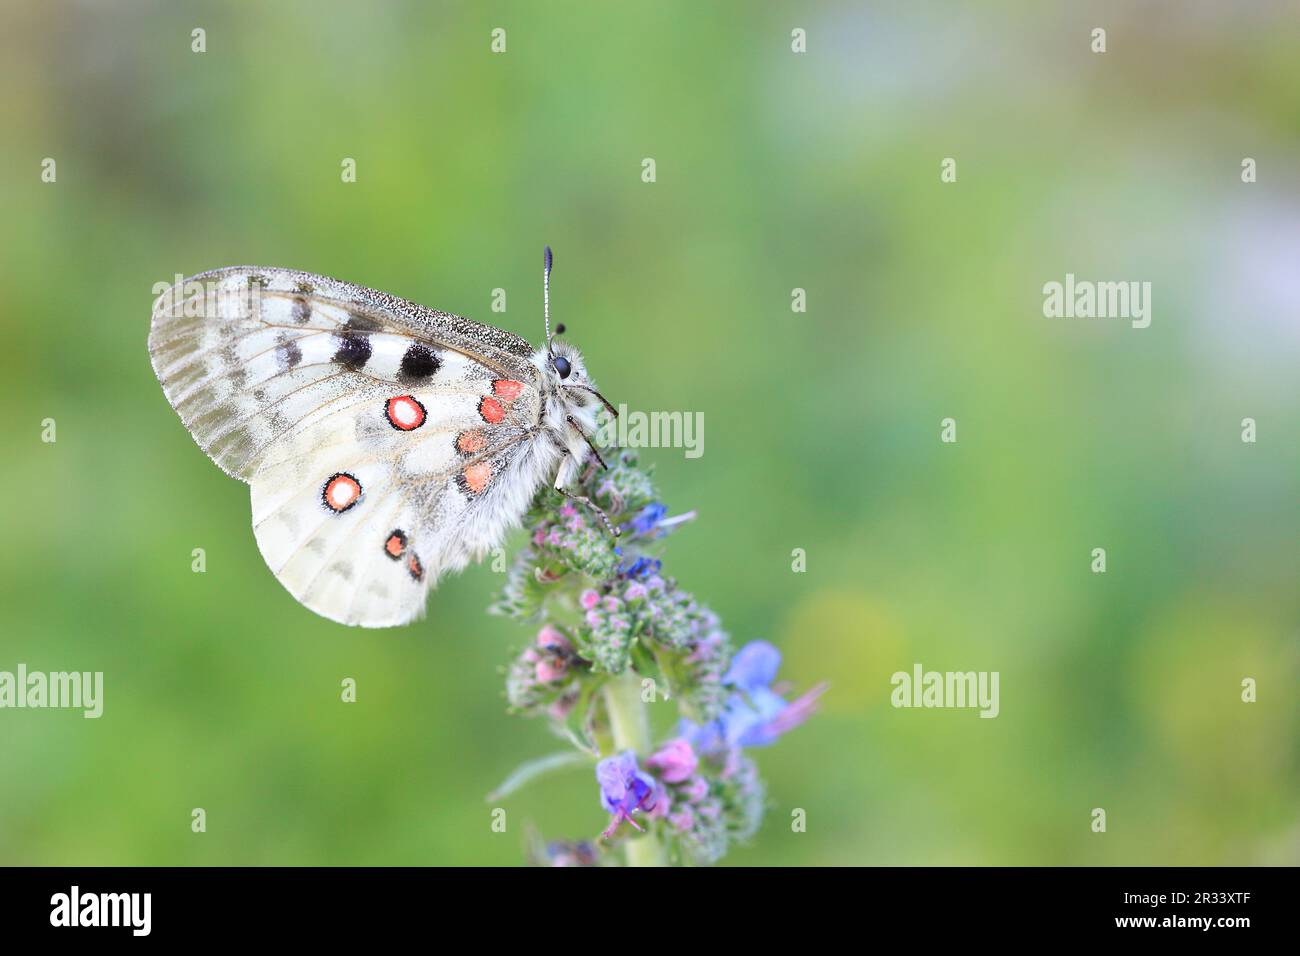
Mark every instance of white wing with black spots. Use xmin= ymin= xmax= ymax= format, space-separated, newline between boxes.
xmin=149 ymin=266 xmax=539 ymax=480
xmin=149 ymin=265 xmax=571 ymax=627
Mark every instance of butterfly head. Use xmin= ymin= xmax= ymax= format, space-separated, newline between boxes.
xmin=534 ymin=339 xmax=614 ymax=416
xmin=538 ymin=246 xmax=618 ymax=422
xmin=547 ymin=337 xmax=585 ymax=385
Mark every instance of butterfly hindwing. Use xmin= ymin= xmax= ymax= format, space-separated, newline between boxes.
xmin=249 ymin=378 xmax=540 ymax=626
xmin=150 ymin=266 xmax=555 ymax=626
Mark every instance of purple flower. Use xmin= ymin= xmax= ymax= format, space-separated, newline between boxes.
xmin=596 ymin=751 xmax=658 ymax=838
xmin=725 ymin=640 xmax=782 ymax=691
xmin=646 ymin=738 xmax=698 ymax=783
xmin=618 ymin=555 xmax=662 ymax=580
xmin=680 ymin=640 xmax=826 ymax=751
xmin=627 ymin=502 xmax=667 ymax=535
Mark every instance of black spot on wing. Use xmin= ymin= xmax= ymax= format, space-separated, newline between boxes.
xmin=276 ymin=337 xmax=303 ymax=371
xmin=333 ymin=328 xmax=372 ymax=370
xmin=345 ymin=312 xmax=384 ymax=333
xmin=291 ymin=296 xmax=311 ymax=324
xmin=399 ymin=343 xmax=441 ymax=383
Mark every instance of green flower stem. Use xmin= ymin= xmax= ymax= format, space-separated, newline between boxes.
xmin=602 ymin=668 xmax=665 ymax=867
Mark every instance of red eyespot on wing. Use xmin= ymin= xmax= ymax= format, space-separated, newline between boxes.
xmin=456 ymin=429 xmax=487 ymax=456
xmin=386 ymin=395 xmax=426 ymax=431
xmin=407 ymin=553 xmax=425 ymax=582
xmin=493 ymin=379 xmax=525 ymax=401
xmin=478 ymin=396 xmax=505 ymax=424
xmin=461 ymin=462 xmax=492 ymax=494
xmin=322 ymin=473 xmax=362 ymax=513
xmin=384 ymin=530 xmax=407 ymax=559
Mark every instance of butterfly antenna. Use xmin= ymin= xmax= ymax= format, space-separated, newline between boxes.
xmin=543 ymin=245 xmax=554 ymax=350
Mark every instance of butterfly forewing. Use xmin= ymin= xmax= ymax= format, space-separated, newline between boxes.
xmin=150 ymin=267 xmax=539 ymax=479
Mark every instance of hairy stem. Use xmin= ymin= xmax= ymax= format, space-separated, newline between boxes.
xmin=603 ymin=668 xmax=665 ymax=867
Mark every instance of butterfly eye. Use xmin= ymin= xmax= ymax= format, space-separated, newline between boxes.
xmin=552 ymin=355 xmax=572 ymax=379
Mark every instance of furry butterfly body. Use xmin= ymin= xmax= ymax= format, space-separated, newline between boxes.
xmin=149 ymin=253 xmax=611 ymax=627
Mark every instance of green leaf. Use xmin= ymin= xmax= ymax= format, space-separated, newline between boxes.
xmin=485 ymin=750 xmax=594 ymax=802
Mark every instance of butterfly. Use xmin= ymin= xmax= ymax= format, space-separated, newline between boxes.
xmin=149 ymin=247 xmax=618 ymax=627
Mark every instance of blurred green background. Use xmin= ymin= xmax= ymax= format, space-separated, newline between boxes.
xmin=1 ymin=1 xmax=1297 ymax=866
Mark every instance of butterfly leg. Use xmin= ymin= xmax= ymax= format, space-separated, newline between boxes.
xmin=555 ymin=484 xmax=621 ymax=537
xmin=555 ymin=416 xmax=619 ymax=535
xmin=566 ymin=415 xmax=608 ymax=470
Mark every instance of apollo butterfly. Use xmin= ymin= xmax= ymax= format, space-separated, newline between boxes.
xmin=149 ymin=248 xmax=617 ymax=627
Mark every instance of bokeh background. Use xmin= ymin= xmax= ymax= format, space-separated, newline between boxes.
xmin=1 ymin=1 xmax=1297 ymax=866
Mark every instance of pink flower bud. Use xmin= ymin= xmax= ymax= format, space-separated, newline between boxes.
xmin=681 ymin=775 xmax=709 ymax=802
xmin=580 ymin=589 xmax=600 ymax=610
xmin=668 ymin=808 xmax=695 ymax=833
xmin=536 ymin=624 xmax=572 ymax=652
xmin=646 ymin=738 xmax=698 ymax=784
xmin=536 ymin=658 xmax=567 ymax=682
